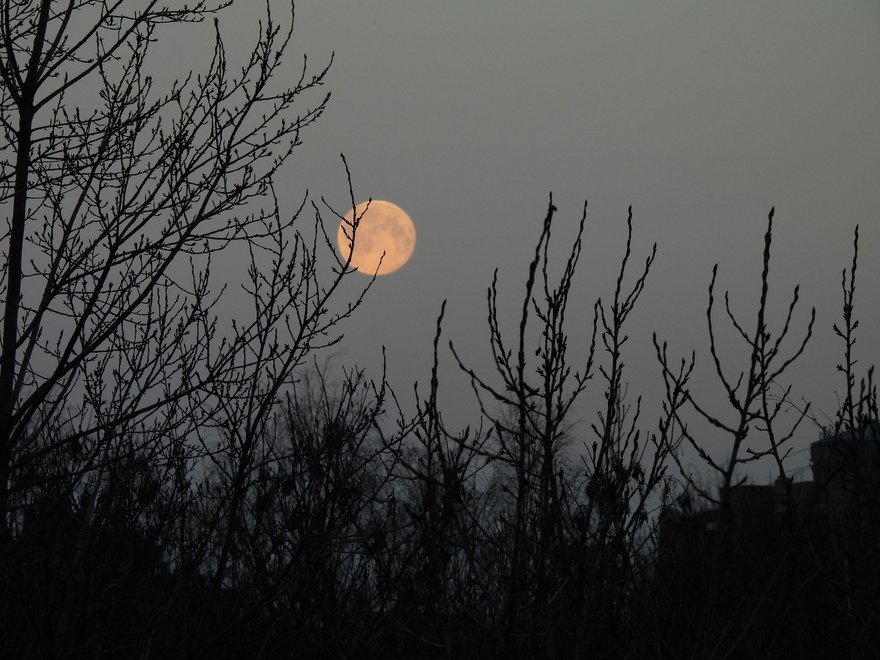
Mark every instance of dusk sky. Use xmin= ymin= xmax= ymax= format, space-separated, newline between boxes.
xmin=210 ymin=1 xmax=878 ymax=479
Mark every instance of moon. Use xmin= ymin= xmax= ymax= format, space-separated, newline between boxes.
xmin=337 ymin=200 xmax=416 ymax=276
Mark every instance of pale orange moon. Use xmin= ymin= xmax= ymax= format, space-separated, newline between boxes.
xmin=337 ymin=200 xmax=416 ymax=276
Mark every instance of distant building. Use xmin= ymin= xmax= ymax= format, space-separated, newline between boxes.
xmin=725 ymin=476 xmax=818 ymax=519
xmin=810 ymin=425 xmax=880 ymax=523
xmin=660 ymin=423 xmax=880 ymax=545
xmin=655 ymin=423 xmax=880 ymax=659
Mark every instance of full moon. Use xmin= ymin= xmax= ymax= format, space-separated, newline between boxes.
xmin=337 ymin=200 xmax=416 ymax=276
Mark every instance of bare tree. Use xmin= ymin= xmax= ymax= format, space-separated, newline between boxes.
xmin=0 ymin=0 xmax=368 ymax=537
xmin=450 ymin=196 xmax=594 ymax=655
xmin=655 ymin=209 xmax=815 ymax=515
xmin=569 ymin=208 xmax=674 ymax=659
xmin=810 ymin=225 xmax=880 ymax=655
xmin=443 ymin=200 xmax=679 ymax=659
xmin=0 ymin=2 xmax=385 ymax=656
xmin=653 ymin=209 xmax=817 ymax=658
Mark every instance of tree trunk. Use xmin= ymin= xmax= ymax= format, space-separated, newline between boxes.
xmin=0 ymin=101 xmax=35 ymax=542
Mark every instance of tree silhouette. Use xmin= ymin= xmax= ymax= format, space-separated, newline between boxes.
xmin=1 ymin=4 xmax=877 ymax=659
xmin=0 ymin=2 xmax=379 ymax=657
xmin=0 ymin=0 xmax=366 ymax=532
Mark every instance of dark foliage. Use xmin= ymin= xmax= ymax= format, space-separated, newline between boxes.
xmin=1 ymin=3 xmax=877 ymax=659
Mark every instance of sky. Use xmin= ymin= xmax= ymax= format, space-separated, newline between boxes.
xmin=202 ymin=1 xmax=879 ymax=480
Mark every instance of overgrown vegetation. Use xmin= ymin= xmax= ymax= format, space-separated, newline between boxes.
xmin=1 ymin=3 xmax=877 ymax=659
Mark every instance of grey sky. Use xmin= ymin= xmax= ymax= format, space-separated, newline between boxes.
xmin=209 ymin=1 xmax=879 ymax=478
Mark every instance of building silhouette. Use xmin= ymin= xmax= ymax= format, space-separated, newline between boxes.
xmin=661 ymin=423 xmax=880 ymax=547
